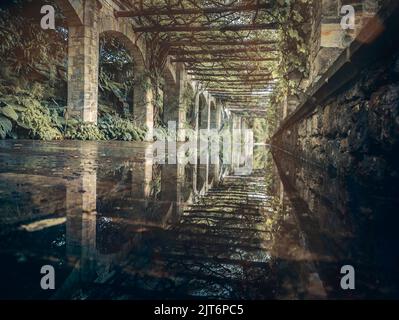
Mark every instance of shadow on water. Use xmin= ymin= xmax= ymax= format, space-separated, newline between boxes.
xmin=0 ymin=140 xmax=397 ymax=299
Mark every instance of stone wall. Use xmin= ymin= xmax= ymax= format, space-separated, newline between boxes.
xmin=273 ymin=1 xmax=399 ymax=193
xmin=275 ymin=46 xmax=399 ymax=193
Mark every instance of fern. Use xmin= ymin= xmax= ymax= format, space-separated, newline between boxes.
xmin=0 ymin=115 xmax=12 ymax=139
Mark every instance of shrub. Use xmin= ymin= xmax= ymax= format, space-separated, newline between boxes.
xmin=98 ymin=114 xmax=147 ymax=141
xmin=65 ymin=120 xmax=105 ymax=141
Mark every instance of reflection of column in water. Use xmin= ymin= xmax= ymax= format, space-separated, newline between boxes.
xmin=190 ymin=92 xmax=200 ymax=195
xmin=232 ymin=115 xmax=241 ymax=172
xmin=65 ymin=143 xmax=98 ymax=282
xmin=160 ymin=162 xmax=185 ymax=218
xmin=131 ymin=145 xmax=153 ymax=200
xmin=197 ymin=129 xmax=210 ymax=193
xmin=235 ymin=127 xmax=254 ymax=176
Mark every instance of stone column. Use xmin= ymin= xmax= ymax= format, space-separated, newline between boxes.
xmin=163 ymin=64 xmax=187 ymax=142
xmin=66 ymin=1 xmax=100 ymax=123
xmin=133 ymin=77 xmax=154 ymax=141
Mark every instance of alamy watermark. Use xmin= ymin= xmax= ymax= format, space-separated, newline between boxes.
xmin=40 ymin=265 xmax=55 ymax=290
xmin=340 ymin=265 xmax=355 ymax=290
xmin=151 ymin=121 xmax=254 ymax=173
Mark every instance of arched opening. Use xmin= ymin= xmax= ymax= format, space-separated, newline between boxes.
xmin=161 ymin=67 xmax=177 ymax=126
xmin=210 ymin=101 xmax=217 ymax=129
xmin=198 ymin=93 xmax=208 ymax=130
xmin=94 ymin=31 xmax=148 ymax=141
xmin=183 ymin=83 xmax=196 ymax=129
xmin=98 ymin=32 xmax=135 ymax=118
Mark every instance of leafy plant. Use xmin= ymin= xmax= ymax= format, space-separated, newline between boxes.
xmin=18 ymin=98 xmax=63 ymax=140
xmin=98 ymin=114 xmax=146 ymax=141
xmin=65 ymin=120 xmax=105 ymax=141
xmin=0 ymin=115 xmax=12 ymax=139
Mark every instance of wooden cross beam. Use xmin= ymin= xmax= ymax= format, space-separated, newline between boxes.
xmin=115 ymin=4 xmax=273 ymax=18
xmin=164 ymin=40 xmax=278 ymax=47
xmin=134 ymin=23 xmax=278 ymax=33
xmin=170 ymin=47 xmax=278 ymax=55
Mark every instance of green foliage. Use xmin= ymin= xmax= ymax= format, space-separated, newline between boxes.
xmin=98 ymin=35 xmax=135 ymax=117
xmin=18 ymin=101 xmax=63 ymax=140
xmin=253 ymin=118 xmax=269 ymax=143
xmin=274 ymin=0 xmax=312 ymax=92
xmin=65 ymin=121 xmax=105 ymax=141
xmin=98 ymin=114 xmax=147 ymax=141
xmin=0 ymin=86 xmax=63 ymax=140
xmin=0 ymin=115 xmax=12 ymax=139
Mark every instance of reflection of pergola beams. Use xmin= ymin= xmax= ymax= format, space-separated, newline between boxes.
xmin=115 ymin=4 xmax=273 ymax=17
xmin=134 ymin=23 xmax=278 ymax=33
xmin=197 ymin=79 xmax=274 ymax=84
xmin=227 ymin=101 xmax=268 ymax=105
xmin=173 ymin=57 xmax=277 ymax=63
xmin=188 ymin=72 xmax=272 ymax=77
xmin=207 ymin=90 xmax=272 ymax=94
xmin=207 ymin=85 xmax=275 ymax=89
xmin=170 ymin=47 xmax=277 ymax=56
xmin=188 ymin=66 xmax=268 ymax=72
xmin=204 ymin=85 xmax=273 ymax=90
xmin=228 ymin=108 xmax=267 ymax=112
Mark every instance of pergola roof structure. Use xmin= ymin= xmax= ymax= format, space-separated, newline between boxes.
xmin=114 ymin=0 xmax=281 ymax=117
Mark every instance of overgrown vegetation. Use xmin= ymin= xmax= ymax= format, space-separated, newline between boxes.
xmin=0 ymin=0 xmax=147 ymax=141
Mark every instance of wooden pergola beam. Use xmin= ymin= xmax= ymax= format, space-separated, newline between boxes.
xmin=165 ymin=40 xmax=278 ymax=47
xmin=134 ymin=23 xmax=278 ymax=33
xmin=115 ymin=4 xmax=273 ymax=18
xmin=170 ymin=46 xmax=278 ymax=55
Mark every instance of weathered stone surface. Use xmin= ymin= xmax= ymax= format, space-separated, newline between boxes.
xmin=275 ymin=37 xmax=399 ymax=184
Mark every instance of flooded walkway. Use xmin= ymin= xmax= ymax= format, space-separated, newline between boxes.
xmin=0 ymin=140 xmax=398 ymax=299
